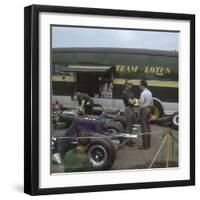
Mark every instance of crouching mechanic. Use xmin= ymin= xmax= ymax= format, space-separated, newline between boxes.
xmin=63 ymin=134 xmax=93 ymax=172
xmin=74 ymin=92 xmax=94 ymax=114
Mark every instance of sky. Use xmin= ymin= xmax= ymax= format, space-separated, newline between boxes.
xmin=52 ymin=26 xmax=178 ymax=51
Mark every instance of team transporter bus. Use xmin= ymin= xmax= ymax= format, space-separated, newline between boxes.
xmin=52 ymin=48 xmax=178 ymax=120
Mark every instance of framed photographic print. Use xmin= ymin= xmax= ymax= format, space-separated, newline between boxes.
xmin=24 ymin=4 xmax=195 ymax=195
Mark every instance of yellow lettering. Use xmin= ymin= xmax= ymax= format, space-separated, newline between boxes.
xmin=116 ymin=65 xmax=125 ymax=72
xmin=144 ymin=66 xmax=149 ymax=73
xmin=133 ymin=65 xmax=139 ymax=72
xmin=160 ymin=67 xmax=164 ymax=74
xmin=155 ymin=67 xmax=161 ymax=73
xmin=149 ymin=67 xmax=155 ymax=73
xmin=165 ymin=68 xmax=171 ymax=74
xmin=115 ymin=65 xmax=121 ymax=72
xmin=116 ymin=65 xmax=172 ymax=75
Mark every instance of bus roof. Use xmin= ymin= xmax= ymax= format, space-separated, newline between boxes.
xmin=52 ymin=47 xmax=178 ymax=57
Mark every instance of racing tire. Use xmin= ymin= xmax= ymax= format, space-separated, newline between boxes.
xmin=104 ymin=121 xmax=124 ymax=134
xmin=150 ymin=101 xmax=163 ymax=120
xmin=171 ymin=112 xmax=179 ymax=130
xmin=112 ymin=115 xmax=127 ymax=130
xmin=87 ymin=137 xmax=116 ymax=170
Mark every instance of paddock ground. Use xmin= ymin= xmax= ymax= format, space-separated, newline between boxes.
xmin=51 ymin=124 xmax=178 ymax=173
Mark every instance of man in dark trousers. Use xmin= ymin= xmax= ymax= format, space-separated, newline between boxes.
xmin=122 ymin=81 xmax=137 ymax=134
xmin=74 ymin=92 xmax=94 ymax=114
xmin=138 ymin=80 xmax=153 ymax=150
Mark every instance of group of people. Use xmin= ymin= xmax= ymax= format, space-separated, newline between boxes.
xmin=71 ymin=79 xmax=153 ymax=149
xmin=122 ymin=80 xmax=153 ymax=150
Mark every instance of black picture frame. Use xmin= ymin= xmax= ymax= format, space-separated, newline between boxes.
xmin=24 ymin=4 xmax=195 ymax=196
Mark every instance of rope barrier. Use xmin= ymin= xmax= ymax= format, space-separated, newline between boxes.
xmin=148 ymin=129 xmax=176 ymax=168
xmin=53 ymin=128 xmax=177 ymax=139
xmin=166 ymin=133 xmax=170 ymax=168
xmin=148 ymin=133 xmax=169 ymax=168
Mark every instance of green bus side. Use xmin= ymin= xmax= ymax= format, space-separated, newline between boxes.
xmin=51 ymin=48 xmax=178 ymax=103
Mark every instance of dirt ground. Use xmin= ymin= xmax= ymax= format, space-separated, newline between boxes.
xmin=51 ymin=125 xmax=178 ymax=173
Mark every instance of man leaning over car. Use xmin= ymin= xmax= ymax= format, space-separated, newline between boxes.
xmin=74 ymin=91 xmax=94 ymax=114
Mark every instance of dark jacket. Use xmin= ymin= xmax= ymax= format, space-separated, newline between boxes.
xmin=77 ymin=92 xmax=94 ymax=106
xmin=122 ymin=88 xmax=135 ymax=107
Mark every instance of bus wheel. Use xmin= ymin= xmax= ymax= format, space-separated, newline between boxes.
xmin=150 ymin=101 xmax=163 ymax=120
xmin=171 ymin=112 xmax=178 ymax=130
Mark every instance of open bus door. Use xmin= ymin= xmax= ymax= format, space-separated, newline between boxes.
xmin=55 ymin=65 xmax=113 ymax=98
xmin=62 ymin=65 xmax=113 ymax=98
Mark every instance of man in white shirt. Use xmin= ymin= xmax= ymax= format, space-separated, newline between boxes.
xmin=139 ymin=80 xmax=153 ymax=150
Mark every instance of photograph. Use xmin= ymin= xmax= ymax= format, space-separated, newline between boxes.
xmin=24 ymin=5 xmax=195 ymax=195
xmin=51 ymin=26 xmax=179 ymax=173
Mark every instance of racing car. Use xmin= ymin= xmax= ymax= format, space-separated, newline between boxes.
xmin=51 ymin=106 xmax=132 ymax=171
xmin=52 ymin=124 xmax=139 ymax=171
xmin=52 ymin=107 xmax=127 ymax=133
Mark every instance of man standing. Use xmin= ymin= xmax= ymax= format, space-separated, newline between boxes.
xmin=122 ymin=80 xmax=137 ymax=134
xmin=74 ymin=92 xmax=94 ymax=114
xmin=139 ymin=80 xmax=153 ymax=150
